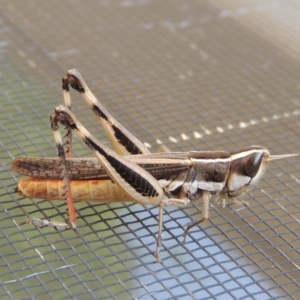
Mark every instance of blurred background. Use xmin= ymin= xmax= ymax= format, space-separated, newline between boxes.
xmin=1 ymin=1 xmax=300 ymax=299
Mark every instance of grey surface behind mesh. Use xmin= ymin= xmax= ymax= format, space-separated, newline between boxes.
xmin=1 ymin=1 xmax=300 ymax=299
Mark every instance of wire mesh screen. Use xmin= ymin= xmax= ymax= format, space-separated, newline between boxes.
xmin=1 ymin=1 xmax=300 ymax=299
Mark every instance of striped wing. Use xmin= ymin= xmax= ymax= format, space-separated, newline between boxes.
xmin=12 ymin=152 xmax=191 ymax=180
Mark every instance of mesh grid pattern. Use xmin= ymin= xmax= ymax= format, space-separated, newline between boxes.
xmin=1 ymin=1 xmax=300 ymax=299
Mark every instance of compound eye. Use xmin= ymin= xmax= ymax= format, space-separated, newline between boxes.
xmin=243 ymin=152 xmax=264 ymax=178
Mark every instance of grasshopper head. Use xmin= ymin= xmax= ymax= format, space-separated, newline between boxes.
xmin=224 ymin=146 xmax=299 ymax=198
xmin=225 ymin=146 xmax=270 ymax=198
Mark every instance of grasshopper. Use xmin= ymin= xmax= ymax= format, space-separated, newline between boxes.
xmin=12 ymin=69 xmax=300 ymax=262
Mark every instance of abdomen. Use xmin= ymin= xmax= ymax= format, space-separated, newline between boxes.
xmin=16 ymin=178 xmax=137 ymax=203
